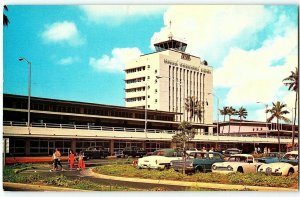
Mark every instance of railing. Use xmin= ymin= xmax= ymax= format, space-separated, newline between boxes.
xmin=3 ymin=121 xmax=177 ymax=134
xmin=3 ymin=121 xmax=295 ymax=140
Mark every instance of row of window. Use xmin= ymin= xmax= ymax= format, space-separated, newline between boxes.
xmin=126 ymin=96 xmax=146 ymax=102
xmin=125 ymin=87 xmax=146 ymax=93
xmin=125 ymin=66 xmax=146 ymax=74
xmin=126 ymin=77 xmax=145 ymax=84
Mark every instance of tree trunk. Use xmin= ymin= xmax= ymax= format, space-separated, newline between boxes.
xmin=239 ymin=117 xmax=241 ymax=133
xmin=222 ymin=115 xmax=225 ymax=134
xmin=277 ymin=118 xmax=281 ymax=152
xmin=292 ymin=91 xmax=298 ymax=149
xmin=183 ymin=141 xmax=186 ymax=175
xmin=228 ymin=115 xmax=231 ymax=135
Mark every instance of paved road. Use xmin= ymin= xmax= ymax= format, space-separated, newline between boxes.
xmin=6 ymin=158 xmax=188 ymax=191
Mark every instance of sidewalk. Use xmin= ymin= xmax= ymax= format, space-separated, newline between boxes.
xmin=85 ymin=169 xmax=298 ymax=192
xmin=5 ymin=156 xmax=69 ymax=164
xmin=3 ymin=182 xmax=87 ymax=192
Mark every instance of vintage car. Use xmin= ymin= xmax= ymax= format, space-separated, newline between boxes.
xmin=171 ymin=151 xmax=224 ymax=173
xmin=114 ymin=150 xmax=124 ymax=158
xmin=257 ymin=152 xmax=284 ymax=164
xmin=258 ymin=151 xmax=298 ymax=176
xmin=222 ymin=148 xmax=242 ymax=157
xmin=123 ymin=146 xmax=147 ymax=158
xmin=211 ymin=154 xmax=262 ymax=173
xmin=84 ymin=147 xmax=110 ymax=159
xmin=137 ymin=149 xmax=182 ymax=170
xmin=186 ymin=148 xmax=199 ymax=155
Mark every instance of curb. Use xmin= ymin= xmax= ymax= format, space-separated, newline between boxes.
xmin=3 ymin=182 xmax=88 ymax=192
xmin=86 ymin=169 xmax=298 ymax=192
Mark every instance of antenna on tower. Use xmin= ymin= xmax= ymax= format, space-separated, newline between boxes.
xmin=168 ymin=20 xmax=173 ymax=40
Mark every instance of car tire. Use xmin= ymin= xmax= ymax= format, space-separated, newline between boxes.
xmin=237 ymin=167 xmax=244 ymax=173
xmin=195 ymin=166 xmax=203 ymax=173
xmin=287 ymin=169 xmax=294 ymax=176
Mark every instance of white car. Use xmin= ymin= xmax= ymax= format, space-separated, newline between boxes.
xmin=258 ymin=151 xmax=298 ymax=176
xmin=186 ymin=148 xmax=199 ymax=155
xmin=212 ymin=154 xmax=262 ymax=173
xmin=137 ymin=149 xmax=182 ymax=170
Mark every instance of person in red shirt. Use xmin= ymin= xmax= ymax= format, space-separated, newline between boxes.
xmin=69 ymin=150 xmax=75 ymax=170
xmin=77 ymin=151 xmax=85 ymax=170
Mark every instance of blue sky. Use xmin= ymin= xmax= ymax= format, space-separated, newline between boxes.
xmin=3 ymin=5 xmax=298 ymax=122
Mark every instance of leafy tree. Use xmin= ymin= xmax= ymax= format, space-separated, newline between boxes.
xmin=3 ymin=5 xmax=9 ymax=27
xmin=236 ymin=107 xmax=248 ymax=133
xmin=266 ymin=101 xmax=290 ymax=152
xmin=172 ymin=121 xmax=196 ymax=174
xmin=283 ymin=67 xmax=298 ymax=149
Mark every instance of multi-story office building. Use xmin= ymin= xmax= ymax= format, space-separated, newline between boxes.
xmin=125 ymin=35 xmax=213 ymax=132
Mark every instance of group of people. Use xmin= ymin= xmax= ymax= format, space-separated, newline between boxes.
xmin=254 ymin=146 xmax=271 ymax=154
xmin=51 ymin=148 xmax=86 ymax=171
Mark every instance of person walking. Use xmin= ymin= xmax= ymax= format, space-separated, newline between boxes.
xmin=77 ymin=151 xmax=86 ymax=170
xmin=51 ymin=151 xmax=57 ymax=171
xmin=69 ymin=150 xmax=75 ymax=170
xmin=54 ymin=148 xmax=63 ymax=171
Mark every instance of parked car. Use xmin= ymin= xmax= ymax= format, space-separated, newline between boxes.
xmin=114 ymin=150 xmax=124 ymax=158
xmin=258 ymin=151 xmax=298 ymax=176
xmin=211 ymin=154 xmax=262 ymax=173
xmin=222 ymin=148 xmax=242 ymax=157
xmin=137 ymin=149 xmax=182 ymax=170
xmin=84 ymin=147 xmax=110 ymax=159
xmin=123 ymin=146 xmax=147 ymax=158
xmin=171 ymin=151 xmax=224 ymax=173
xmin=257 ymin=152 xmax=284 ymax=164
xmin=186 ymin=148 xmax=199 ymax=155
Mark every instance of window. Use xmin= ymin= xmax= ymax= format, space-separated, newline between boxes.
xmin=147 ymin=76 xmax=150 ymax=79
xmin=148 ymin=95 xmax=150 ymax=98
xmin=147 ymin=65 xmax=150 ymax=68
xmin=155 ymin=69 xmax=157 ymax=74
xmin=155 ymin=89 xmax=158 ymax=93
xmin=155 ymin=99 xmax=158 ymax=102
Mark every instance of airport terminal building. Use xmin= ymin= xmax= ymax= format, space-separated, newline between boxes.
xmin=3 ymin=36 xmax=298 ymax=156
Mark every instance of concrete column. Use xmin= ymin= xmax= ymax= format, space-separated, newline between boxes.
xmin=71 ymin=139 xmax=76 ymax=152
xmin=25 ymin=139 xmax=30 ymax=156
xmin=110 ymin=140 xmax=114 ymax=156
xmin=141 ymin=141 xmax=146 ymax=149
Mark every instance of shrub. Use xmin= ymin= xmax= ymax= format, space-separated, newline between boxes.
xmin=227 ymin=172 xmax=293 ymax=187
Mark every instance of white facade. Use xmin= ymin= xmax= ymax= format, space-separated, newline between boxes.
xmin=125 ymin=41 xmax=213 ymax=127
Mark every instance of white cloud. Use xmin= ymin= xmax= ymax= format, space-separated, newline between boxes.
xmin=80 ymin=5 xmax=167 ymax=25
xmin=58 ymin=57 xmax=80 ymax=65
xmin=42 ymin=21 xmax=84 ymax=46
xmin=214 ymin=28 xmax=297 ymax=106
xmin=150 ymin=5 xmax=272 ymax=65
xmin=89 ymin=48 xmax=142 ymax=72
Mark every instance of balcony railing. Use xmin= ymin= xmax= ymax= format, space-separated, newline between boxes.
xmin=3 ymin=121 xmax=294 ymax=140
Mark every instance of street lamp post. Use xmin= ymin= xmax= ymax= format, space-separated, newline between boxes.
xmin=144 ymin=82 xmax=148 ymax=138
xmin=256 ymin=101 xmax=268 ymax=137
xmin=19 ymin=58 xmax=31 ymax=134
xmin=208 ymin=93 xmax=219 ymax=137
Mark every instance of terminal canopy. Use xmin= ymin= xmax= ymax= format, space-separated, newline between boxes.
xmin=154 ymin=39 xmax=187 ymax=52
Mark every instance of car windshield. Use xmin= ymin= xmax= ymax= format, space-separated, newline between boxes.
xmin=282 ymin=154 xmax=298 ymax=160
xmin=228 ymin=156 xmax=247 ymax=162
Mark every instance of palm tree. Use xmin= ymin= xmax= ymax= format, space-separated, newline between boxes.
xmin=283 ymin=67 xmax=298 ymax=149
xmin=184 ymin=96 xmax=203 ymax=122
xmin=237 ymin=107 xmax=248 ymax=133
xmin=266 ymin=101 xmax=290 ymax=152
xmin=3 ymin=5 xmax=9 ymax=27
xmin=227 ymin=106 xmax=236 ymax=134
xmin=172 ymin=121 xmax=196 ymax=174
xmin=220 ymin=106 xmax=229 ymax=134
